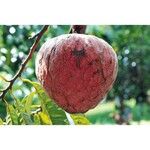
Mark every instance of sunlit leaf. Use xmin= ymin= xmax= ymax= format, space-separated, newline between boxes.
xmin=0 ymin=74 xmax=9 ymax=82
xmin=15 ymin=100 xmax=33 ymax=125
xmin=7 ymin=104 xmax=19 ymax=125
xmin=0 ymin=118 xmax=3 ymax=125
xmin=22 ymin=91 xmax=36 ymax=114
xmin=22 ymin=79 xmax=69 ymax=125
xmin=39 ymin=112 xmax=52 ymax=125
xmin=44 ymin=100 xmax=69 ymax=125
xmin=70 ymin=114 xmax=91 ymax=125
xmin=33 ymin=114 xmax=41 ymax=125
xmin=21 ymin=112 xmax=33 ymax=125
xmin=31 ymin=105 xmax=41 ymax=112
xmin=5 ymin=114 xmax=11 ymax=125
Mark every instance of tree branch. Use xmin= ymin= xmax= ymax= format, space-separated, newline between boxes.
xmin=69 ymin=25 xmax=86 ymax=34
xmin=0 ymin=25 xmax=49 ymax=101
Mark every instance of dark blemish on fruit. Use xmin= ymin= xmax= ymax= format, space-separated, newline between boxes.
xmin=51 ymin=46 xmax=56 ymax=56
xmin=93 ymin=69 xmax=100 ymax=75
xmin=72 ymin=49 xmax=85 ymax=68
xmin=72 ymin=48 xmax=85 ymax=57
xmin=88 ymin=61 xmax=93 ymax=66
xmin=76 ymin=58 xmax=81 ymax=68
xmin=88 ymin=59 xmax=99 ymax=66
xmin=110 ymin=59 xmax=112 ymax=64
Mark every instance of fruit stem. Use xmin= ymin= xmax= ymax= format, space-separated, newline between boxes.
xmin=69 ymin=25 xmax=86 ymax=34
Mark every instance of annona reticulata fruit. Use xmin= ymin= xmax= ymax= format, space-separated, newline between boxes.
xmin=36 ymin=33 xmax=118 ymax=113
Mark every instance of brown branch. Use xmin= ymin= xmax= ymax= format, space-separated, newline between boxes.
xmin=0 ymin=25 xmax=49 ymax=101
xmin=69 ymin=25 xmax=86 ymax=34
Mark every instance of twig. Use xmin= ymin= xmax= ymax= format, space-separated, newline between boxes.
xmin=69 ymin=25 xmax=86 ymax=34
xmin=28 ymin=33 xmax=40 ymax=40
xmin=0 ymin=25 xmax=49 ymax=101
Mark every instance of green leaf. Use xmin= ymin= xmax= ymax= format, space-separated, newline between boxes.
xmin=22 ymin=79 xmax=69 ymax=125
xmin=22 ymin=91 xmax=36 ymax=114
xmin=33 ymin=114 xmax=41 ymax=125
xmin=7 ymin=104 xmax=19 ymax=125
xmin=44 ymin=100 xmax=69 ymax=125
xmin=14 ymin=99 xmax=33 ymax=125
xmin=70 ymin=114 xmax=91 ymax=125
xmin=0 ymin=118 xmax=3 ymax=125
xmin=21 ymin=113 xmax=33 ymax=125
xmin=0 ymin=74 xmax=9 ymax=82
xmin=39 ymin=112 xmax=52 ymax=125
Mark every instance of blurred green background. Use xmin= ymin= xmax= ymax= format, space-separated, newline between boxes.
xmin=0 ymin=25 xmax=150 ymax=124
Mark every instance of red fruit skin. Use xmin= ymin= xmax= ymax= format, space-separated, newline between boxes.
xmin=36 ymin=34 xmax=118 ymax=113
